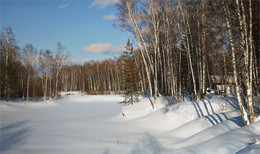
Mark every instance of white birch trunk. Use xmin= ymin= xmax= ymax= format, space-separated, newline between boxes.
xmin=185 ymin=9 xmax=198 ymax=101
xmin=248 ymin=0 xmax=255 ymax=123
xmin=26 ymin=72 xmax=30 ymax=102
xmin=201 ymin=0 xmax=207 ymax=100
xmin=123 ymin=0 xmax=155 ymax=108
xmin=223 ymin=0 xmax=249 ymax=125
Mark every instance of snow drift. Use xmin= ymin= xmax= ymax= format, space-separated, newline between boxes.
xmin=1 ymin=93 xmax=259 ymax=153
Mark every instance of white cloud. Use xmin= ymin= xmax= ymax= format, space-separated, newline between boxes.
xmin=84 ymin=43 xmax=124 ymax=54
xmin=90 ymin=0 xmax=119 ymax=9
xmin=70 ymin=57 xmax=105 ymax=65
xmin=58 ymin=3 xmax=69 ymax=9
xmin=103 ymin=14 xmax=118 ymax=21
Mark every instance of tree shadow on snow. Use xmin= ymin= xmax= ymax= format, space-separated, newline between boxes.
xmin=191 ymin=101 xmax=204 ymax=118
xmin=201 ymin=99 xmax=225 ymax=125
xmin=164 ymin=96 xmax=173 ymax=106
xmin=147 ymin=97 xmax=155 ymax=108
xmin=222 ymin=97 xmax=239 ymax=110
xmin=191 ymin=100 xmax=232 ymax=126
xmin=205 ymin=94 xmax=213 ymax=100
xmin=131 ymin=133 xmax=162 ymax=154
xmin=103 ymin=147 xmax=110 ymax=154
xmin=229 ymin=116 xmax=244 ymax=127
xmin=0 ymin=120 xmax=32 ymax=152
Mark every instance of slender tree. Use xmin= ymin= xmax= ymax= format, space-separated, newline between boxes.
xmin=54 ymin=42 xmax=67 ymax=99
xmin=0 ymin=27 xmax=20 ymax=100
xmin=21 ymin=44 xmax=37 ymax=102
xmin=39 ymin=49 xmax=53 ymax=101
xmin=222 ymin=0 xmax=249 ymax=125
xmin=120 ymin=39 xmax=139 ymax=104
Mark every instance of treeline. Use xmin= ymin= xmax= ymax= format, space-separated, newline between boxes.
xmin=0 ymin=27 xmax=134 ymax=101
xmin=0 ymin=28 xmax=138 ymax=101
xmin=0 ymin=27 xmax=69 ymax=101
xmin=114 ymin=0 xmax=259 ymax=124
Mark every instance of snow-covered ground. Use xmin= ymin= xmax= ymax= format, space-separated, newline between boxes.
xmin=1 ymin=92 xmax=260 ymax=153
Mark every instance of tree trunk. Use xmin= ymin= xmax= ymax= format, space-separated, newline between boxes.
xmin=55 ymin=68 xmax=59 ymax=99
xmin=201 ymin=0 xmax=207 ymax=100
xmin=223 ymin=41 xmax=227 ymax=97
xmin=123 ymin=0 xmax=155 ymax=108
xmin=44 ymin=76 xmax=48 ymax=102
xmin=248 ymin=0 xmax=255 ymax=123
xmin=26 ymin=71 xmax=30 ymax=102
xmin=179 ymin=50 xmax=182 ymax=102
xmin=223 ymin=0 xmax=249 ymax=125
xmin=185 ymin=11 xmax=198 ymax=101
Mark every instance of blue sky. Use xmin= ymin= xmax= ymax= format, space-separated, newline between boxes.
xmin=1 ymin=0 xmax=128 ymax=64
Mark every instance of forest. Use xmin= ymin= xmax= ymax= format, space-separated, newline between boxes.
xmin=0 ymin=0 xmax=259 ymax=125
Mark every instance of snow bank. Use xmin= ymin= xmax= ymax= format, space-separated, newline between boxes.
xmin=67 ymin=95 xmax=124 ymax=104
xmin=116 ymin=94 xmax=260 ymax=153
xmin=116 ymin=97 xmax=166 ymax=121
xmin=60 ymin=91 xmax=82 ymax=96
xmin=1 ymin=94 xmax=260 ymax=153
xmin=173 ymin=120 xmax=260 ymax=154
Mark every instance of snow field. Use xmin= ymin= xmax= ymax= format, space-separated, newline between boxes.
xmin=1 ymin=94 xmax=260 ymax=153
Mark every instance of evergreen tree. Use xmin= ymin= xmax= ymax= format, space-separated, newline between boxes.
xmin=120 ymin=39 xmax=139 ymax=105
xmin=0 ymin=27 xmax=20 ymax=100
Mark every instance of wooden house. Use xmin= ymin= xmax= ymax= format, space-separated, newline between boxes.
xmin=210 ymin=75 xmax=236 ymax=95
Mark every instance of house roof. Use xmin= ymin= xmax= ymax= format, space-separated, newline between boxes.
xmin=211 ymin=75 xmax=235 ymax=83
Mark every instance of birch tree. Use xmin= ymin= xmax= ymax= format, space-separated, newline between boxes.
xmin=222 ymin=0 xmax=249 ymax=125
xmin=200 ymin=0 xmax=207 ymax=100
xmin=248 ymin=0 xmax=255 ymax=123
xmin=39 ymin=50 xmax=53 ymax=101
xmin=21 ymin=44 xmax=37 ymax=102
xmin=54 ymin=42 xmax=67 ymax=99
xmin=117 ymin=0 xmax=155 ymax=108
xmin=0 ymin=27 xmax=20 ymax=100
xmin=176 ymin=0 xmax=198 ymax=100
xmin=235 ymin=0 xmax=255 ymax=123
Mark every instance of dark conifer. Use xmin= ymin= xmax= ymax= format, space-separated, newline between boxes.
xmin=120 ymin=39 xmax=139 ymax=105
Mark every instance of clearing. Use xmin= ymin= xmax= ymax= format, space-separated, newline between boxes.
xmin=1 ymin=93 xmax=260 ymax=153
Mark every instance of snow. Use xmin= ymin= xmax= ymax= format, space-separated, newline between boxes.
xmin=1 ymin=94 xmax=260 ymax=153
